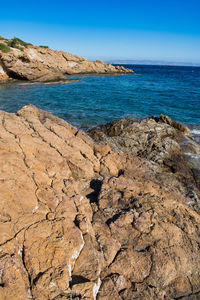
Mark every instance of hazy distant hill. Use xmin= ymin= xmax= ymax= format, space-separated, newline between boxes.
xmin=107 ymin=59 xmax=200 ymax=67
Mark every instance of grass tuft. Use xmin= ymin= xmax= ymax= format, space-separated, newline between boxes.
xmin=0 ymin=43 xmax=10 ymax=53
xmin=6 ymin=37 xmax=32 ymax=50
xmin=12 ymin=37 xmax=32 ymax=47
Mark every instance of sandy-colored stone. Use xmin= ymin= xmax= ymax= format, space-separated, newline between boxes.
xmin=0 ymin=41 xmax=134 ymax=82
xmin=0 ymin=105 xmax=199 ymax=299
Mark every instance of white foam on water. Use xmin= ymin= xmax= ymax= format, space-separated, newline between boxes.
xmin=185 ymin=152 xmax=200 ymax=160
xmin=191 ymin=129 xmax=200 ymax=135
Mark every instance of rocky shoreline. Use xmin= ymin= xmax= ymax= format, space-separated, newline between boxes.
xmin=0 ymin=37 xmax=134 ymax=83
xmin=0 ymin=105 xmax=199 ymax=299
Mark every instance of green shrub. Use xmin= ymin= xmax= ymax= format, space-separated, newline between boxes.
xmin=0 ymin=43 xmax=10 ymax=53
xmin=0 ymin=35 xmax=5 ymax=40
xmin=6 ymin=40 xmax=14 ymax=47
xmin=14 ymin=37 xmax=32 ymax=47
xmin=7 ymin=37 xmax=32 ymax=48
xmin=7 ymin=40 xmax=24 ymax=50
xmin=14 ymin=45 xmax=24 ymax=51
xmin=39 ymin=45 xmax=49 ymax=48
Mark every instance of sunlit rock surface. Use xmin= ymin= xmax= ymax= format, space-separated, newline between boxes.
xmin=0 ymin=40 xmax=133 ymax=82
xmin=0 ymin=105 xmax=199 ymax=299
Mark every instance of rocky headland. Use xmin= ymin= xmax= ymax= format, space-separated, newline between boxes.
xmin=0 ymin=105 xmax=199 ymax=299
xmin=0 ymin=36 xmax=133 ymax=83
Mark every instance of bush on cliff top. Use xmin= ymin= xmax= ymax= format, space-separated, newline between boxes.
xmin=0 ymin=35 xmax=50 ymax=50
xmin=13 ymin=37 xmax=32 ymax=47
xmin=0 ymin=43 xmax=10 ymax=53
xmin=6 ymin=37 xmax=32 ymax=49
xmin=39 ymin=45 xmax=49 ymax=48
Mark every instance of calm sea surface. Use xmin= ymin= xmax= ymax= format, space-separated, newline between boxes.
xmin=0 ymin=65 xmax=199 ymax=133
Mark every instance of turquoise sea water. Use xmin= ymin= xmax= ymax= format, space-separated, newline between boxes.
xmin=0 ymin=65 xmax=199 ymax=130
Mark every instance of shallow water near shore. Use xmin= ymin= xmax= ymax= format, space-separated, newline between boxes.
xmin=0 ymin=65 xmax=199 ymax=131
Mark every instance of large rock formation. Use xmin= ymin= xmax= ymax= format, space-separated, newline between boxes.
xmin=0 ymin=105 xmax=200 ymax=299
xmin=0 ymin=37 xmax=133 ymax=82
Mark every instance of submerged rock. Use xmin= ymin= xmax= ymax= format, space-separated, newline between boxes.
xmin=0 ymin=38 xmax=134 ymax=82
xmin=0 ymin=105 xmax=199 ymax=299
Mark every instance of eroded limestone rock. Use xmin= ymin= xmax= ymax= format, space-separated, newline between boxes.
xmin=0 ymin=105 xmax=199 ymax=299
xmin=0 ymin=42 xmax=134 ymax=82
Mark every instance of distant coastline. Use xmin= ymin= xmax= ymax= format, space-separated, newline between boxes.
xmin=106 ymin=59 xmax=200 ymax=67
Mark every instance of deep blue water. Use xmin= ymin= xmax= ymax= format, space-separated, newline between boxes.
xmin=0 ymin=65 xmax=199 ymax=129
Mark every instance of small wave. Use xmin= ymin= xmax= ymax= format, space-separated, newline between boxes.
xmin=185 ymin=152 xmax=200 ymax=170
xmin=184 ymin=153 xmax=200 ymax=159
xmin=191 ymin=129 xmax=200 ymax=135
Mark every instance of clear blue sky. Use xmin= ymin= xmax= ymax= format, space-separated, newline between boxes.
xmin=1 ymin=0 xmax=200 ymax=63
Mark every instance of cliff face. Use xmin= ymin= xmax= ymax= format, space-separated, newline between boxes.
xmin=0 ymin=105 xmax=200 ymax=299
xmin=0 ymin=37 xmax=133 ymax=82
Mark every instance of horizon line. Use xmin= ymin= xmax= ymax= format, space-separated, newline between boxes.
xmin=104 ymin=59 xmax=200 ymax=67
